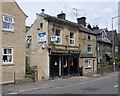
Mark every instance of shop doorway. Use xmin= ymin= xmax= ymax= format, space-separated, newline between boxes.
xmin=70 ymin=56 xmax=79 ymax=75
xmin=50 ymin=55 xmax=62 ymax=78
xmin=63 ymin=56 xmax=68 ymax=76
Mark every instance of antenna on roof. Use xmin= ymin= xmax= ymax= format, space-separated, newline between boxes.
xmin=73 ymin=8 xmax=85 ymax=19
xmin=64 ymin=0 xmax=67 ymax=13
xmin=73 ymin=8 xmax=78 ymax=19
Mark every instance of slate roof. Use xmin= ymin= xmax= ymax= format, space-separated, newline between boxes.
xmin=106 ymin=31 xmax=112 ymax=41
xmin=97 ymin=37 xmax=112 ymax=44
xmin=92 ymin=29 xmax=103 ymax=35
xmin=93 ymin=28 xmax=119 ymax=45
xmin=93 ymin=28 xmax=112 ymax=44
xmin=106 ymin=30 xmax=119 ymax=45
xmin=37 ymin=13 xmax=96 ymax=35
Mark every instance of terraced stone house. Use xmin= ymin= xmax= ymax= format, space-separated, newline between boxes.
xmin=1 ymin=0 xmax=27 ymax=84
xmin=26 ymin=9 xmax=97 ymax=81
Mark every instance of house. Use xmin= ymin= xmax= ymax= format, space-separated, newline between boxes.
xmin=106 ymin=30 xmax=119 ymax=60
xmin=1 ymin=0 xmax=27 ymax=84
xmin=93 ymin=27 xmax=112 ymax=63
xmin=93 ymin=26 xmax=119 ymax=63
xmin=26 ymin=9 xmax=97 ymax=81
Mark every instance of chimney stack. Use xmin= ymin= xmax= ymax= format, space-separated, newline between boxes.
xmin=92 ymin=25 xmax=99 ymax=30
xmin=77 ymin=17 xmax=86 ymax=27
xmin=57 ymin=11 xmax=66 ymax=20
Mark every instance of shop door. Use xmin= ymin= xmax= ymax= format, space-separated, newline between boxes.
xmin=63 ymin=56 xmax=68 ymax=76
xmin=70 ymin=56 xmax=79 ymax=75
xmin=50 ymin=55 xmax=62 ymax=78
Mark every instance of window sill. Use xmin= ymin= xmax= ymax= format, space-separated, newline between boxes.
xmin=87 ymin=52 xmax=92 ymax=54
xmin=2 ymin=63 xmax=14 ymax=66
xmin=85 ymin=67 xmax=92 ymax=69
xmin=55 ymin=43 xmax=62 ymax=45
xmin=70 ymin=44 xmax=74 ymax=46
xmin=2 ymin=29 xmax=14 ymax=32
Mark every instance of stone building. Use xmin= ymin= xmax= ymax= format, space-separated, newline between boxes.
xmin=1 ymin=0 xmax=27 ymax=84
xmin=93 ymin=26 xmax=119 ymax=63
xmin=26 ymin=10 xmax=97 ymax=81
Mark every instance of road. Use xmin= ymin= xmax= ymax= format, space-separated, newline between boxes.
xmin=21 ymin=73 xmax=118 ymax=94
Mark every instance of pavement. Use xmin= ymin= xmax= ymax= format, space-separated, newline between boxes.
xmin=1 ymin=72 xmax=119 ymax=95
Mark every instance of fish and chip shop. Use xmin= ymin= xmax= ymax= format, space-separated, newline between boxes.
xmin=48 ymin=48 xmax=81 ymax=78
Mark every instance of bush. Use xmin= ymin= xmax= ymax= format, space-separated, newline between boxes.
xmin=98 ymin=59 xmax=120 ymax=69
xmin=98 ymin=62 xmax=112 ymax=69
xmin=25 ymin=65 xmax=38 ymax=82
xmin=115 ymin=59 xmax=120 ymax=66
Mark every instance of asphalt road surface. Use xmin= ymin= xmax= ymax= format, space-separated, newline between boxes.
xmin=21 ymin=73 xmax=118 ymax=94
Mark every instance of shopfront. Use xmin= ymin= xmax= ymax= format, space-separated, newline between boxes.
xmin=49 ymin=49 xmax=80 ymax=78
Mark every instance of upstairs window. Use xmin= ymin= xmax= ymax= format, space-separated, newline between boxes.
xmin=70 ymin=32 xmax=74 ymax=46
xmin=2 ymin=47 xmax=13 ymax=64
xmin=88 ymin=35 xmax=92 ymax=40
xmin=26 ymin=36 xmax=32 ymax=44
xmin=2 ymin=15 xmax=14 ymax=31
xmin=55 ymin=29 xmax=62 ymax=44
xmin=87 ymin=45 xmax=92 ymax=53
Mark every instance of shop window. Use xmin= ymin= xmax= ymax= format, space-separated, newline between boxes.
xmin=87 ymin=45 xmax=92 ymax=53
xmin=55 ymin=29 xmax=62 ymax=44
xmin=70 ymin=32 xmax=74 ymax=46
xmin=2 ymin=15 xmax=14 ymax=31
xmin=2 ymin=47 xmax=13 ymax=64
xmin=85 ymin=59 xmax=92 ymax=68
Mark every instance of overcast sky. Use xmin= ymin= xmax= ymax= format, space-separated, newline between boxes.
xmin=16 ymin=0 xmax=119 ymax=32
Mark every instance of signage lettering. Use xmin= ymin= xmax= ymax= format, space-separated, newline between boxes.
xmin=51 ymin=49 xmax=80 ymax=54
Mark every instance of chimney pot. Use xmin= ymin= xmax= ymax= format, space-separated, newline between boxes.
xmin=41 ymin=9 xmax=45 ymax=14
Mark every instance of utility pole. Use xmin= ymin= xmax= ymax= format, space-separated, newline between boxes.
xmin=112 ymin=17 xmax=115 ymax=72
xmin=112 ymin=16 xmax=120 ymax=72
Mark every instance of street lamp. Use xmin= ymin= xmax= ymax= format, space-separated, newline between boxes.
xmin=112 ymin=16 xmax=120 ymax=72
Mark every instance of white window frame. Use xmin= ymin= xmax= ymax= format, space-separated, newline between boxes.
xmin=85 ymin=59 xmax=92 ymax=68
xmin=2 ymin=47 xmax=13 ymax=64
xmin=87 ymin=45 xmax=92 ymax=53
xmin=88 ymin=35 xmax=92 ymax=40
xmin=70 ymin=32 xmax=75 ymax=46
xmin=115 ymin=46 xmax=118 ymax=52
xmin=2 ymin=15 xmax=14 ymax=31
xmin=26 ymin=36 xmax=32 ymax=44
xmin=55 ymin=29 xmax=62 ymax=45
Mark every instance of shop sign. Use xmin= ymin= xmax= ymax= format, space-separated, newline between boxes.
xmin=38 ymin=32 xmax=46 ymax=44
xmin=51 ymin=49 xmax=80 ymax=54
